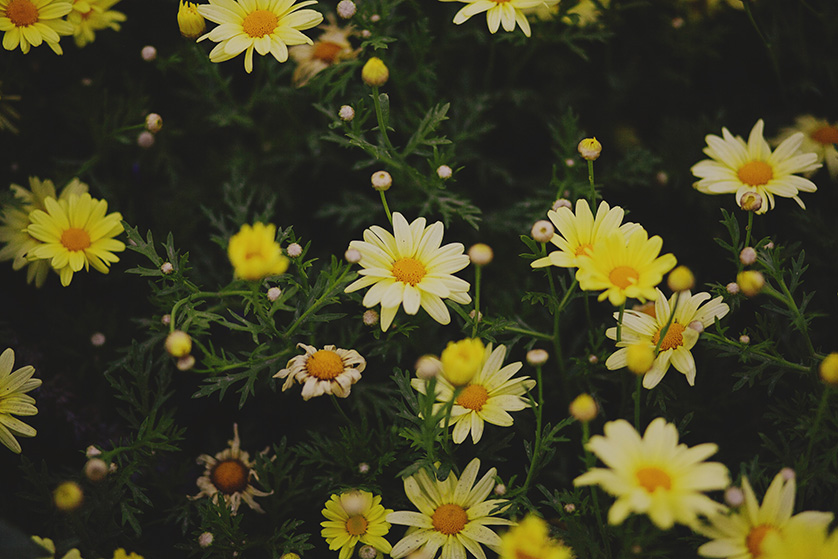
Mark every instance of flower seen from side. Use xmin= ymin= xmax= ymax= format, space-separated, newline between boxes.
xmin=177 ymin=0 xmax=205 ymax=38
xmin=344 ymin=212 xmax=471 ymax=332
xmin=0 ymin=348 xmax=41 ymax=454
xmin=68 ymin=0 xmax=126 ymax=48
xmin=290 ymin=17 xmax=356 ymax=87
xmin=388 ymin=457 xmax=513 ymax=559
xmin=321 ymin=490 xmax=393 ymax=559
xmin=440 ymin=0 xmax=546 ymax=37
xmin=361 ymin=56 xmax=388 ymax=86
xmin=227 ymin=222 xmax=289 ymax=280
xmin=771 ymin=115 xmax=838 ymax=178
xmin=691 ymin=119 xmax=821 ymax=213
xmin=499 ymin=514 xmax=573 ymax=559
xmin=0 ymin=0 xmax=73 ymax=54
xmin=574 ymin=417 xmax=730 ymax=529
xmin=274 ymin=343 xmax=365 ymax=400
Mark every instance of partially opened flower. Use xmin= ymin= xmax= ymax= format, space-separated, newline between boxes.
xmin=0 ymin=348 xmax=41 ymax=454
xmin=321 ymin=490 xmax=393 ymax=559
xmin=771 ymin=115 xmax=838 ymax=178
xmin=0 ymin=0 xmax=73 ymax=54
xmin=274 ymin=343 xmax=365 ymax=400
xmin=440 ymin=0 xmax=545 ymax=37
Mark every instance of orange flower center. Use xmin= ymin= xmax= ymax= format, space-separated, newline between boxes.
xmin=242 ymin=9 xmax=278 ymax=38
xmin=313 ymin=41 xmax=343 ymax=63
xmin=574 ymin=243 xmax=593 ymax=257
xmin=392 ymin=257 xmax=426 ymax=286
xmin=738 ymin=161 xmax=773 ymax=186
xmin=432 ymin=503 xmax=468 ymax=535
xmin=345 ymin=515 xmax=368 ymax=536
xmin=210 ymin=459 xmax=249 ymax=494
xmin=6 ymin=0 xmax=38 ymax=26
xmin=456 ymin=384 xmax=489 ymax=411
xmin=746 ymin=524 xmax=775 ymax=558
xmin=811 ymin=125 xmax=838 ymax=145
xmin=609 ymin=265 xmax=639 ymax=289
xmin=635 ymin=466 xmax=672 ymax=492
xmin=651 ymin=322 xmax=685 ymax=351
xmin=60 ymin=227 xmax=92 ymax=251
xmin=306 ymin=350 xmax=344 ymax=380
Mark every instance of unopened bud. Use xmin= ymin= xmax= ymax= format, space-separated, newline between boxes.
xmin=198 ymin=532 xmax=214 ymax=548
xmin=667 ymin=266 xmax=694 ymax=292
xmin=739 ymin=191 xmax=763 ymax=212
xmin=360 ymin=29 xmax=371 ymax=38
xmin=361 ymin=57 xmax=389 ymax=87
xmin=358 ymin=545 xmax=377 ymax=559
xmin=736 ymin=270 xmax=765 ymax=297
xmin=564 ymin=503 xmax=576 ymax=513
xmin=145 ymin=113 xmax=163 ymax=134
xmin=552 ymin=198 xmax=572 ymax=211
xmin=370 ymin=14 xmax=381 ymax=22
xmin=286 ymin=243 xmax=303 ymax=258
xmin=569 ymin=393 xmax=598 ymax=422
xmin=526 ymin=349 xmax=549 ymax=366
xmin=339 ymin=105 xmax=355 ymax=121
xmin=656 ymin=171 xmax=669 ymax=186
xmin=84 ymin=458 xmax=109 ymax=482
xmin=819 ymin=353 xmax=838 ymax=385
xmin=577 ymin=138 xmax=602 ymax=161
xmin=160 ymin=261 xmax=174 ymax=274
xmin=564 ymin=158 xmax=575 ymax=167
xmin=739 ymin=335 xmax=750 ymax=345
xmin=371 ymin=170 xmax=392 ymax=191
xmin=688 ymin=320 xmax=704 ymax=333
xmin=436 ymin=165 xmax=453 ymax=180
xmin=336 ymin=0 xmax=356 ymax=19
xmin=725 ymin=486 xmax=744 ymax=507
xmin=85 ymin=445 xmax=102 ymax=458
xmin=626 ymin=344 xmax=655 ymax=375
xmin=739 ymin=247 xmax=757 ymax=266
xmin=726 ymin=282 xmax=740 ymax=295
xmin=531 ymin=220 xmax=554 ymax=243
xmin=177 ymin=355 xmax=196 ymax=371
xmin=345 ymin=248 xmax=362 ymax=263
xmin=54 ymin=481 xmax=84 ymax=512
xmin=165 ymin=330 xmax=192 ymax=358
xmin=415 ymin=355 xmax=442 ymax=380
xmin=588 ymin=354 xmax=599 ymax=364
xmin=137 ymin=131 xmax=155 ymax=149
xmin=267 ymin=287 xmax=281 ymax=302
xmin=494 ymin=484 xmax=506 ymax=496
xmin=177 ymin=1 xmax=206 ymax=38
xmin=90 ymin=332 xmax=106 ymax=347
xmin=362 ymin=310 xmax=379 ymax=326
xmin=468 ymin=309 xmax=482 ymax=322
xmin=161 ymin=314 xmax=172 ymax=325
xmin=141 ymin=45 xmax=157 ymax=61
xmin=764 ymin=241 xmax=774 ymax=250
xmin=358 ymin=462 xmax=370 ymax=474
xmin=468 ymin=243 xmax=493 ymax=266
xmin=780 ymin=467 xmax=795 ymax=481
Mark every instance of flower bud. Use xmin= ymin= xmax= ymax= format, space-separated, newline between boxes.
xmin=569 ymin=393 xmax=598 ymax=422
xmin=84 ymin=458 xmax=109 ymax=482
xmin=739 ymin=191 xmax=763 ymax=212
xmin=724 ymin=486 xmax=744 ymax=507
xmin=468 ymin=309 xmax=482 ymax=322
xmin=177 ymin=1 xmax=206 ymax=39
xmin=577 ymin=138 xmax=602 ymax=161
xmin=564 ymin=158 xmax=575 ymax=167
xmin=688 ymin=320 xmax=704 ymax=333
xmin=361 ymin=57 xmax=389 ymax=87
xmin=564 ymin=503 xmax=576 ymax=513
xmin=764 ymin=241 xmax=774 ymax=250
xmin=137 ymin=131 xmax=155 ymax=149
xmin=371 ymin=170 xmax=392 ymax=191
xmin=440 ymin=338 xmax=484 ymax=386
xmin=739 ymin=247 xmax=757 ymax=266
xmin=267 ymin=287 xmax=282 ymax=301
xmin=626 ymin=343 xmax=655 ymax=375
xmin=165 ymin=330 xmax=192 ymax=357
xmin=280 ymin=554 xmax=300 ymax=559
xmin=736 ymin=270 xmax=765 ymax=297
xmin=198 ymin=532 xmax=214 ymax=548
xmin=739 ymin=335 xmax=750 ymax=345
xmin=339 ymin=105 xmax=355 ymax=121
xmin=336 ymin=0 xmax=356 ymax=19
xmin=145 ymin=113 xmax=163 ymax=134
xmin=531 ymin=220 xmax=554 ymax=243
xmin=286 ymin=243 xmax=303 ymax=258
xmin=726 ymin=282 xmax=740 ymax=295
xmin=819 ymin=353 xmax=838 ymax=385
xmin=177 ymin=354 xmax=196 ymax=371
xmin=161 ymin=314 xmax=171 ymax=325
xmin=345 ymin=247 xmax=362 ymax=263
xmin=370 ymin=14 xmax=381 ymax=22
xmin=552 ymin=198 xmax=572 ymax=211
xmin=656 ymin=171 xmax=669 ymax=186
xmin=780 ymin=467 xmax=795 ymax=481
xmin=468 ymin=243 xmax=493 ymax=266
xmin=362 ymin=309 xmax=379 ymax=326
xmin=494 ymin=484 xmax=507 ymax=496
xmin=358 ymin=462 xmax=370 ymax=474
xmin=160 ymin=262 xmax=174 ymax=274
xmin=526 ymin=349 xmax=549 ymax=366
xmin=54 ymin=481 xmax=84 ymax=511
xmin=667 ymin=265 xmax=694 ymax=292
xmin=415 ymin=354 xmax=441 ymax=380
xmin=85 ymin=445 xmax=102 ymax=458
xmin=358 ymin=546 xmax=377 ymax=559
xmin=588 ymin=354 xmax=599 ymax=364
xmin=436 ymin=165 xmax=453 ymax=179
xmin=141 ymin=45 xmax=157 ymax=61
xmin=90 ymin=332 xmax=106 ymax=347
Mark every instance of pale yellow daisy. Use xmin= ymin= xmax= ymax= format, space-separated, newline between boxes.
xmin=196 ymin=0 xmax=324 ymax=74
xmin=344 ymin=212 xmax=471 ymax=332
xmin=289 ymin=17 xmax=356 ymax=87
xmin=321 ymin=490 xmax=393 ymax=559
xmin=762 ymin=515 xmax=838 ymax=559
xmin=274 ymin=343 xmax=366 ymax=400
xmin=605 ymin=288 xmax=730 ymax=389
xmin=0 ymin=0 xmax=73 ymax=54
xmin=0 ymin=348 xmax=41 ymax=454
xmin=772 ymin=115 xmax=838 ymax=179
xmin=388 ymin=457 xmax=513 ymax=559
xmin=67 ymin=0 xmax=125 ymax=47
xmin=691 ymin=119 xmax=821 ymax=213
xmin=574 ymin=417 xmax=729 ymax=529
xmin=411 ymin=343 xmax=535 ymax=444
xmin=440 ymin=0 xmax=545 ymax=37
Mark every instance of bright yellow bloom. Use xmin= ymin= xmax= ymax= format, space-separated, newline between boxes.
xmin=761 ymin=516 xmax=838 ymax=559
xmin=274 ymin=343 xmax=366 ymax=400
xmin=321 ymin=490 xmax=393 ymax=559
xmin=112 ymin=549 xmax=144 ymax=559
xmin=736 ymin=270 xmax=765 ymax=297
xmin=0 ymin=348 xmax=41 ymax=453
xmin=196 ymin=0 xmax=324 ymax=74
xmin=227 ymin=222 xmax=289 ymax=280
xmin=440 ymin=337 xmax=484 ymax=386
xmin=574 ymin=417 xmax=729 ymax=529
xmin=772 ymin=115 xmax=838 ymax=178
xmin=165 ymin=330 xmax=192 ymax=358
xmin=290 ymin=18 xmax=356 ymax=87
xmin=68 ymin=0 xmax=125 ymax=47
xmin=0 ymin=0 xmax=73 ymax=54
xmin=569 ymin=393 xmax=598 ymax=422
xmin=31 ymin=536 xmax=83 ymax=559
xmin=440 ymin=0 xmax=545 ymax=37
xmin=819 ymin=353 xmax=838 ymax=385
xmin=499 ymin=514 xmax=573 ymax=559
xmin=668 ymin=265 xmax=695 ymax=292
xmin=177 ymin=0 xmax=205 ymax=38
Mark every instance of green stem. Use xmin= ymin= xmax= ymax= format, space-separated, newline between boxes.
xmin=587 ymin=160 xmax=597 ymax=205
xmin=330 ymin=394 xmax=353 ymax=426
xmin=703 ymin=332 xmax=813 ymax=373
xmin=169 ymin=290 xmax=254 ymax=333
xmin=285 ymin=266 xmax=352 ymax=337
xmin=472 ymin=265 xmax=482 ymax=338
xmin=379 ymin=190 xmax=393 ymax=225
xmin=804 ymin=386 xmax=830 ymax=469
xmin=504 ymin=326 xmax=553 ymax=341
xmin=743 ymin=211 xmax=754 ymax=254
xmin=371 ymin=86 xmax=396 ymax=153
xmin=634 ymin=375 xmax=642 ymax=431
xmin=616 ymin=303 xmax=626 ymax=343
xmin=775 ymin=278 xmax=816 ymax=356
xmin=522 ymin=365 xmax=544 ymax=494
xmin=742 ymin=0 xmax=783 ymax=89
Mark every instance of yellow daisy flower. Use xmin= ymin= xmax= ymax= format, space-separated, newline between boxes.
xmin=762 ymin=516 xmax=838 ymax=559
xmin=26 ymin=192 xmax=125 ymax=287
xmin=0 ymin=0 xmax=73 ymax=54
xmin=321 ymin=490 xmax=393 ymax=559
xmin=575 ymin=228 xmax=677 ymax=307
xmin=772 ymin=115 xmax=838 ymax=179
xmin=440 ymin=0 xmax=545 ymax=37
xmin=574 ymin=417 xmax=729 ymax=529
xmin=227 ymin=222 xmax=290 ymax=280
xmin=274 ymin=343 xmax=366 ymax=400
xmin=344 ymin=212 xmax=471 ymax=332
xmin=499 ymin=514 xmax=573 ymax=559
xmin=0 ymin=347 xmax=41 ymax=454
xmin=67 ymin=0 xmax=125 ymax=47
xmin=289 ymin=17 xmax=356 ymax=87
xmin=196 ymin=0 xmax=324 ymax=74
xmin=411 ymin=343 xmax=535 ymax=444
xmin=691 ymin=119 xmax=821 ymax=213
xmin=605 ymin=288 xmax=730 ymax=389
xmin=531 ymin=199 xmax=641 ymax=270
xmin=189 ymin=424 xmax=273 ymax=514
xmin=697 ymin=471 xmax=834 ymax=559
xmin=387 ymin=457 xmax=513 ymax=559
xmin=112 ymin=549 xmax=143 ymax=559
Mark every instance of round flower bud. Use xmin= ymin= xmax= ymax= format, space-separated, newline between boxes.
xmin=137 ymin=131 xmax=155 ymax=149
xmin=361 ymin=57 xmax=389 ymax=87
xmin=177 ymin=1 xmax=206 ymax=39
xmin=764 ymin=241 xmax=774 ymax=250
xmin=84 ymin=458 xmax=109 ymax=482
xmin=160 ymin=261 xmax=174 ymax=274
xmin=54 ymin=481 xmax=84 ymax=511
xmin=819 ymin=353 xmax=838 ymax=385
xmin=161 ymin=314 xmax=172 ymax=325
xmin=739 ymin=247 xmax=757 ymax=266
xmin=90 ymin=332 xmax=106 ymax=347
xmin=736 ymin=270 xmax=765 ymax=297
xmin=340 ymin=490 xmax=367 ymax=515
xmin=526 ymin=349 xmax=549 ymax=366
xmin=531 ymin=220 xmax=555 ymax=243
xmin=671 ymin=16 xmax=685 ymax=29
xmin=440 ymin=338 xmax=484 ymax=386
xmin=345 ymin=247 xmax=362 ymax=263
xmin=626 ymin=343 xmax=655 ymax=375
xmin=656 ymin=171 xmax=669 ymax=186
xmin=494 ymin=484 xmax=506 ymax=496
xmin=267 ymin=287 xmax=282 ymax=302
xmin=165 ymin=330 xmax=192 ymax=358
xmin=360 ymin=29 xmax=371 ymax=38
xmin=336 ymin=0 xmax=356 ymax=19
xmin=726 ymin=282 xmax=740 ymax=295
xmin=177 ymin=355 xmax=196 ymax=371
xmin=688 ymin=320 xmax=704 ymax=333
xmin=436 ymin=165 xmax=453 ymax=180
xmin=145 ymin=113 xmax=163 ymax=134
xmin=780 ymin=467 xmax=796 ymax=481
xmin=569 ymin=393 xmax=598 ymax=422
xmin=362 ymin=310 xmax=379 ymax=326
xmin=588 ymin=354 xmax=599 ymax=364
xmin=286 ymin=243 xmax=303 ymax=258
xmin=141 ymin=45 xmax=157 ymax=61
xmin=667 ymin=266 xmax=694 ymax=292
xmin=358 ymin=546 xmax=377 ymax=559
xmin=564 ymin=158 xmax=575 ymax=167
xmin=85 ymin=445 xmax=102 ymax=458
xmin=339 ymin=105 xmax=355 ymax=122
xmin=198 ymin=532 xmax=214 ymax=548
xmin=552 ymin=198 xmax=572 ymax=211
xmin=564 ymin=503 xmax=576 ymax=513
xmin=468 ymin=310 xmax=483 ymax=323
xmin=415 ymin=354 xmax=442 ymax=380
xmin=371 ymin=170 xmax=392 ymax=191
xmin=358 ymin=462 xmax=370 ymax=474
xmin=577 ymin=137 xmax=602 ymax=161
xmin=468 ymin=243 xmax=493 ymax=266
xmin=739 ymin=191 xmax=763 ymax=212
xmin=739 ymin=335 xmax=750 ymax=345
xmin=280 ymin=554 xmax=300 ymax=559
xmin=724 ymin=486 xmax=744 ymax=507
xmin=370 ymin=14 xmax=381 ymax=22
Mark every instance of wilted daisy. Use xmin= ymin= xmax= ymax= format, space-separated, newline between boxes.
xmin=605 ymin=289 xmax=730 ymax=389
xmin=576 ymin=228 xmax=677 ymax=307
xmin=196 ymin=0 xmax=324 ymax=74
xmin=439 ymin=0 xmax=545 ymax=37
xmin=274 ymin=343 xmax=365 ymax=400
xmin=574 ymin=417 xmax=729 ymax=529
xmin=289 ymin=17 xmax=356 ymax=87
xmin=411 ymin=343 xmax=535 ymax=444
xmin=691 ymin=119 xmax=821 ymax=213
xmin=190 ymin=424 xmax=272 ymax=514
xmin=761 ymin=516 xmax=838 ymax=559
xmin=344 ymin=212 xmax=471 ymax=332
xmin=697 ymin=471 xmax=834 ymax=559
xmin=227 ymin=222 xmax=289 ymax=280
xmin=321 ymin=490 xmax=393 ymax=559
xmin=26 ymin=193 xmax=125 ymax=287
xmin=0 ymin=348 xmax=41 ymax=454
xmin=68 ymin=0 xmax=125 ymax=47
xmin=531 ymin=199 xmax=640 ymax=270
xmin=388 ymin=457 xmax=513 ymax=559
xmin=499 ymin=514 xmax=573 ymax=559
xmin=772 ymin=115 xmax=838 ymax=178
xmin=0 ymin=0 xmax=73 ymax=54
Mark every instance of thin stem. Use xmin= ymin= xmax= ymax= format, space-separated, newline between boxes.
xmin=702 ymin=332 xmax=812 ymax=373
xmin=743 ymin=211 xmax=754 ymax=252
xmin=587 ymin=160 xmax=597 ymax=205
xmin=742 ymin=0 xmax=783 ymax=89
xmin=285 ymin=266 xmax=352 ymax=337
xmin=522 ymin=365 xmax=544 ymax=494
xmin=616 ymin=303 xmax=626 ymax=343
xmin=804 ymin=387 xmax=831 ymax=470
xmin=472 ymin=265 xmax=482 ymax=338
xmin=169 ymin=290 xmax=254 ymax=333
xmin=634 ymin=375 xmax=642 ymax=431
xmin=330 ymin=394 xmax=353 ymax=425
xmin=371 ymin=86 xmax=396 ymax=153
xmin=504 ymin=326 xmax=553 ymax=341
xmin=379 ymin=190 xmax=393 ymax=225
xmin=775 ymin=278 xmax=816 ymax=356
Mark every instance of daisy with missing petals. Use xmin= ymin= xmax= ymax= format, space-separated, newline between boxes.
xmin=531 ymin=199 xmax=640 ymax=270
xmin=289 ymin=17 xmax=356 ymax=87
xmin=697 ymin=471 xmax=834 ymax=559
xmin=196 ymin=0 xmax=324 ymax=74
xmin=321 ymin=490 xmax=393 ymax=559
xmin=274 ymin=343 xmax=366 ymax=400
xmin=411 ymin=343 xmax=535 ymax=444
xmin=0 ymin=348 xmax=42 ymax=454
xmin=189 ymin=424 xmax=273 ymax=514
xmin=0 ymin=0 xmax=73 ymax=54
xmin=691 ymin=119 xmax=821 ymax=213
xmin=440 ymin=0 xmax=545 ymax=37
xmin=388 ymin=457 xmax=513 ymax=559
xmin=772 ymin=115 xmax=838 ymax=178
xmin=26 ymin=193 xmax=125 ymax=287
xmin=574 ymin=417 xmax=729 ymax=529
xmin=575 ymin=228 xmax=677 ymax=307
xmin=67 ymin=0 xmax=126 ymax=48
xmin=344 ymin=212 xmax=471 ymax=332
xmin=605 ymin=288 xmax=730 ymax=389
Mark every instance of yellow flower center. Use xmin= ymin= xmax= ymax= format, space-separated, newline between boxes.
xmin=737 ymin=161 xmax=773 ymax=186
xmin=635 ymin=466 xmax=672 ymax=492
xmin=811 ymin=125 xmax=838 ymax=145
xmin=242 ymin=9 xmax=278 ymax=38
xmin=210 ymin=459 xmax=249 ymax=494
xmin=651 ymin=322 xmax=686 ymax=351
xmin=574 ymin=243 xmax=593 ymax=257
xmin=345 ymin=515 xmax=368 ymax=536
xmin=6 ymin=0 xmax=38 ymax=26
xmin=432 ymin=503 xmax=468 ymax=535
xmin=306 ymin=350 xmax=344 ymax=380
xmin=456 ymin=384 xmax=489 ymax=411
xmin=392 ymin=257 xmax=426 ymax=286
xmin=61 ymin=227 xmax=92 ymax=251
xmin=313 ymin=41 xmax=343 ymax=63
xmin=609 ymin=266 xmax=639 ymax=289
xmin=746 ymin=524 xmax=775 ymax=558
